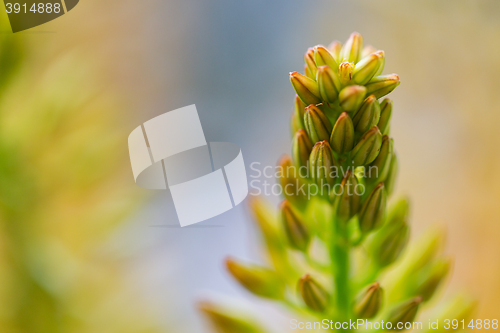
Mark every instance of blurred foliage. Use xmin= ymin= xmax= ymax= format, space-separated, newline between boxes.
xmin=0 ymin=13 xmax=162 ymax=333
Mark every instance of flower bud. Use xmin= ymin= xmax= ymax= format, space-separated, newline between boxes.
xmin=226 ymin=257 xmax=284 ymax=299
xmin=387 ymin=297 xmax=423 ymax=331
xmin=332 ymin=171 xmax=361 ymax=224
xmin=374 ymin=50 xmax=385 ymax=76
xmin=385 ymin=152 xmax=398 ymax=196
xmin=351 ymin=126 xmax=383 ymax=166
xmin=339 ymin=61 xmax=355 ymax=86
xmin=289 ymin=71 xmax=322 ymax=105
xmin=328 ymin=40 xmax=343 ymax=63
xmin=362 ymin=45 xmax=377 ymax=58
xmin=314 ymin=45 xmax=338 ymax=73
xmin=339 ymin=85 xmax=367 ymax=113
xmin=304 ymin=104 xmax=333 ymax=143
xmin=358 ymin=183 xmax=386 ymax=234
xmin=294 ymin=95 xmax=307 ymax=130
xmin=278 ymin=155 xmax=307 ymax=207
xmin=369 ymin=220 xmax=409 ymax=268
xmin=415 ymin=258 xmax=452 ymax=302
xmin=330 ymin=112 xmax=355 ymax=154
xmin=387 ymin=197 xmax=410 ymax=227
xmin=340 ymin=32 xmax=363 ymax=64
xmin=366 ymin=74 xmax=400 ymax=99
xmin=352 ymin=95 xmax=381 ymax=133
xmin=366 ymin=135 xmax=393 ymax=182
xmin=378 ymin=99 xmax=393 ymax=135
xmin=198 ymin=300 xmax=263 ymax=333
xmin=352 ymin=51 xmax=384 ymax=85
xmin=317 ymin=65 xmax=341 ymax=103
xmin=298 ymin=274 xmax=330 ymax=313
xmin=309 ymin=141 xmax=337 ymax=187
xmin=304 ymin=64 xmax=314 ymax=81
xmin=281 ymin=200 xmax=310 ymax=251
xmin=354 ymin=282 xmax=384 ymax=319
xmin=292 ymin=129 xmax=313 ymax=168
xmin=291 ymin=112 xmax=302 ymax=135
xmin=304 ymin=48 xmax=317 ymax=79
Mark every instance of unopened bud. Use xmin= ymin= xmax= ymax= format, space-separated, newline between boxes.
xmin=281 ymin=200 xmax=310 ymax=251
xmin=314 ymin=45 xmax=338 ymax=73
xmin=374 ymin=51 xmax=385 ymax=77
xmin=339 ymin=61 xmax=355 ymax=86
xmin=278 ymin=155 xmax=307 ymax=207
xmin=328 ymin=40 xmax=343 ymax=63
xmin=309 ymin=141 xmax=337 ymax=186
xmin=352 ymin=51 xmax=384 ymax=85
xmin=292 ymin=129 xmax=313 ymax=168
xmin=387 ymin=297 xmax=423 ymax=331
xmin=415 ymin=258 xmax=452 ymax=302
xmin=385 ymin=152 xmax=399 ymax=196
xmin=354 ymin=282 xmax=384 ymax=319
xmin=226 ymin=257 xmax=284 ymax=299
xmin=289 ymin=71 xmax=322 ymax=105
xmin=366 ymin=74 xmax=400 ymax=99
xmin=358 ymin=183 xmax=387 ymax=234
xmin=352 ymin=95 xmax=381 ymax=133
xmin=304 ymin=104 xmax=333 ymax=143
xmin=291 ymin=112 xmax=302 ymax=135
xmin=378 ymin=99 xmax=393 ymax=135
xmin=351 ymin=126 xmax=383 ymax=166
xmin=339 ymin=85 xmax=367 ymax=112
xmin=298 ymin=274 xmax=330 ymax=313
xmin=330 ymin=112 xmax=355 ymax=154
xmin=294 ymin=95 xmax=307 ymax=130
xmin=304 ymin=48 xmax=317 ymax=79
xmin=332 ymin=171 xmax=361 ymax=224
xmin=366 ymin=135 xmax=393 ymax=182
xmin=198 ymin=301 xmax=263 ymax=333
xmin=369 ymin=220 xmax=410 ymax=267
xmin=340 ymin=32 xmax=363 ymax=63
xmin=317 ymin=65 xmax=342 ymax=103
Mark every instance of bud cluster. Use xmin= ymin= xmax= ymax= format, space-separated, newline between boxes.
xmin=202 ymin=32 xmax=473 ymax=333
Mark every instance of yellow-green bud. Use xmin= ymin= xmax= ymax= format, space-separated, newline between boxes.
xmin=378 ymin=99 xmax=393 ymax=135
xmin=198 ymin=301 xmax=263 ymax=333
xmin=281 ymin=200 xmax=310 ymax=251
xmin=358 ymin=183 xmax=387 ymax=234
xmin=374 ymin=50 xmax=385 ymax=76
xmin=304 ymin=48 xmax=317 ymax=80
xmin=354 ymin=282 xmax=384 ymax=319
xmin=328 ymin=40 xmax=343 ymax=63
xmin=366 ymin=135 xmax=393 ymax=182
xmin=352 ymin=95 xmax=381 ymax=133
xmin=289 ymin=71 xmax=322 ymax=105
xmin=352 ymin=51 xmax=384 ymax=85
xmin=314 ymin=45 xmax=338 ymax=73
xmin=385 ymin=152 xmax=398 ymax=196
xmin=369 ymin=220 xmax=409 ymax=268
xmin=278 ymin=155 xmax=307 ymax=207
xmin=294 ymin=95 xmax=307 ymax=130
xmin=351 ymin=126 xmax=383 ymax=166
xmin=387 ymin=297 xmax=423 ymax=331
xmin=304 ymin=104 xmax=333 ymax=143
xmin=226 ymin=257 xmax=284 ymax=299
xmin=291 ymin=112 xmax=302 ymax=135
xmin=292 ymin=129 xmax=313 ymax=168
xmin=415 ymin=258 xmax=452 ymax=302
xmin=298 ymin=274 xmax=330 ymax=313
xmin=339 ymin=85 xmax=367 ymax=112
xmin=317 ymin=65 xmax=341 ymax=103
xmin=366 ymin=74 xmax=400 ymax=99
xmin=340 ymin=32 xmax=363 ymax=64
xmin=332 ymin=171 xmax=361 ymax=224
xmin=330 ymin=112 xmax=355 ymax=154
xmin=309 ymin=141 xmax=337 ymax=187
xmin=339 ymin=61 xmax=355 ymax=86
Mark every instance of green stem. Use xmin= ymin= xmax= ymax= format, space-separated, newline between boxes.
xmin=331 ymin=219 xmax=351 ymax=330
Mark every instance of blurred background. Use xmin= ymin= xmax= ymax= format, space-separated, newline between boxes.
xmin=1 ymin=0 xmax=499 ymax=332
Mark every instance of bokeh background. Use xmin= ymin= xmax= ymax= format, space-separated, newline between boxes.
xmin=1 ymin=0 xmax=499 ymax=332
